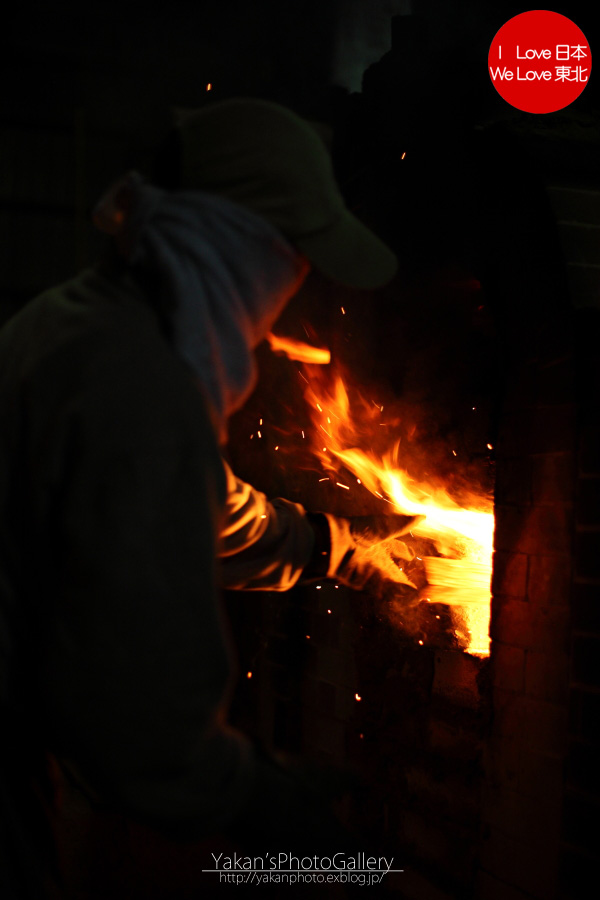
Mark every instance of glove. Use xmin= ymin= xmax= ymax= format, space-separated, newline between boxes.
xmin=304 ymin=512 xmax=424 ymax=593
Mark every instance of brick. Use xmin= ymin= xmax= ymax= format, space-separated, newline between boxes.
xmin=493 ymin=458 xmax=532 ymax=506
xmin=527 ymin=554 xmax=572 ymax=606
xmin=566 ymin=739 xmax=600 ymax=796
xmin=578 ymin=426 xmax=600 ymax=475
xmin=400 ymin=810 xmax=476 ymax=885
xmin=557 ymin=223 xmax=600 ymax=268
xmin=310 ymin=612 xmax=341 ymax=649
xmin=304 ymin=647 xmax=355 ymax=689
xmin=272 ymin=698 xmax=302 ymax=751
xmin=492 ymin=551 xmax=528 ymax=598
xmin=532 ymin=453 xmax=575 ymax=503
xmin=496 ymin=410 xmax=534 ymax=456
xmin=316 ymin=680 xmax=336 ymax=716
xmin=481 ymin=785 xmax=562 ymax=848
xmin=572 ymin=635 xmax=600 ymax=688
xmin=492 ymin=689 xmax=568 ymax=755
xmin=502 ymin=362 xmax=538 ymax=411
xmin=575 ymin=532 xmax=600 ymax=580
xmin=302 ymin=713 xmax=345 ymax=758
xmin=494 ymin=504 xmax=573 ymax=556
xmin=536 ymin=321 xmax=573 ymax=368
xmin=558 ymin=844 xmax=598 ymax=900
xmin=479 ymin=826 xmax=558 ymax=899
xmin=571 ymin=582 xmax=600 ymax=631
xmin=403 ymin=765 xmax=480 ymax=825
xmin=561 ymin=790 xmax=600 ymax=855
xmin=490 ymin=642 xmax=525 ymax=693
xmin=568 ymin=688 xmax=600 ymax=743
xmin=530 ymin=405 xmax=576 ymax=454
xmin=392 ymin=865 xmax=454 ymax=900
xmin=548 ymin=186 xmax=600 ymax=226
xmin=476 ymin=869 xmax=539 ymax=900
xmin=576 ymin=477 xmax=600 ymax=527
xmin=537 ymin=358 xmax=576 ymax=407
xmin=491 ymin=598 xmax=570 ymax=652
xmin=428 ymin=718 xmax=482 ymax=763
xmin=516 ymin=750 xmax=566 ymax=803
xmin=525 ymin=649 xmax=570 ymax=703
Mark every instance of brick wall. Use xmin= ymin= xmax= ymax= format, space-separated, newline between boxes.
xmin=478 ymin=332 xmax=574 ymax=900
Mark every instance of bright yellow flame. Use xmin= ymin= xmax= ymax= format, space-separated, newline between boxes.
xmin=266 ymin=332 xmax=331 ymax=364
xmin=303 ymin=372 xmax=493 ymax=656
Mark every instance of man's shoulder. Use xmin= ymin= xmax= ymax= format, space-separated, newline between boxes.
xmin=0 ymin=267 xmax=178 ymax=387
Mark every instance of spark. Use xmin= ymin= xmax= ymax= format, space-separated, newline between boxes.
xmin=318 ymin=477 xmax=328 ymax=482
xmin=274 ymin=446 xmax=279 ymax=450
xmin=302 ymin=430 xmax=305 ymax=438
xmin=259 ymin=418 xmax=263 ymax=425
xmin=418 ymin=640 xmax=424 ymax=645
xmin=357 ymin=478 xmax=361 ymax=484
xmin=327 ymin=609 xmax=332 ymax=614
xmin=452 ymin=450 xmax=457 ymax=456
xmin=401 ymin=151 xmax=406 ymax=159
xmin=316 ymin=403 xmax=323 ymax=412
xmin=260 ymin=514 xmax=267 ymax=519
xmin=257 ymin=431 xmax=262 ymax=438
xmin=246 ymin=671 xmax=252 ymax=678
xmin=298 ymin=371 xmax=309 ymax=384
xmin=316 ymin=585 xmax=322 ymax=590
xmin=306 ymin=635 xmax=311 ymax=640
xmin=336 ymin=482 xmax=350 ymax=490
xmin=206 ymin=83 xmax=212 ymax=91
xmin=341 ymin=306 xmax=346 ymax=315
xmin=355 ymin=694 xmax=362 ymax=701
xmin=487 ymin=443 xmax=493 ymax=450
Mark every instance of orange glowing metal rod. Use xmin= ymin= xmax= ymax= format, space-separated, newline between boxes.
xmin=266 ymin=332 xmax=331 ymax=365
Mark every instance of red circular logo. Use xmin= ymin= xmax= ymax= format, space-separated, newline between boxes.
xmin=488 ymin=10 xmax=591 ymax=113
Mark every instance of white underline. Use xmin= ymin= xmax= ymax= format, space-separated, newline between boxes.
xmin=202 ymin=869 xmax=404 ymax=873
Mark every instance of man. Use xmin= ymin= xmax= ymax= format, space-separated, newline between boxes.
xmin=0 ymin=99 xmax=417 ymax=897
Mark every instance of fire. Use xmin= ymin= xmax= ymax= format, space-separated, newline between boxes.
xmin=301 ymin=367 xmax=493 ymax=657
xmin=266 ymin=332 xmax=331 ymax=365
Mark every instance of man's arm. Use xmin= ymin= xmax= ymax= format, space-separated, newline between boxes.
xmin=218 ymin=461 xmax=317 ymax=591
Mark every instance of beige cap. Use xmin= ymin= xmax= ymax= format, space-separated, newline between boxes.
xmin=177 ymin=98 xmax=398 ymax=290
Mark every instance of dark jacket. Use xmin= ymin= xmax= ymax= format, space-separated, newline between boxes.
xmin=0 ymin=266 xmax=256 ymax=894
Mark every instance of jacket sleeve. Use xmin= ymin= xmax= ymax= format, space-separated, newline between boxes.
xmin=218 ymin=460 xmax=316 ymax=591
xmin=29 ymin=320 xmax=254 ymax=837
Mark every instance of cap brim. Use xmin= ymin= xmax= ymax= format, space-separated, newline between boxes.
xmin=295 ymin=209 xmax=398 ymax=290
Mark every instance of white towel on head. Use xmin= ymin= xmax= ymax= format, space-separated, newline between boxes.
xmin=94 ymin=172 xmax=308 ymax=431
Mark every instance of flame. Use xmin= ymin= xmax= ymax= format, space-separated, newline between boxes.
xmin=302 ymin=369 xmax=493 ymax=657
xmin=266 ymin=332 xmax=331 ymax=364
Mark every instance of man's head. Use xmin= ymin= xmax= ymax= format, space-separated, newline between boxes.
xmin=153 ymin=98 xmax=397 ymax=291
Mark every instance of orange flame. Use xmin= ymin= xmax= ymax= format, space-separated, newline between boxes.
xmin=303 ymin=368 xmax=493 ymax=657
xmin=266 ymin=332 xmax=331 ymax=365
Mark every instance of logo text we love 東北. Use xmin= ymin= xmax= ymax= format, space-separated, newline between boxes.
xmin=488 ymin=10 xmax=591 ymax=114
